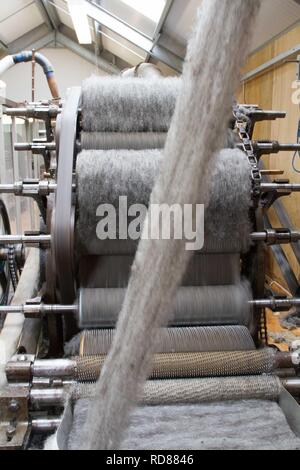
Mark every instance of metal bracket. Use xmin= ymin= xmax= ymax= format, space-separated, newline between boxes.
xmin=0 ymin=387 xmax=30 ymax=449
xmin=6 ymin=354 xmax=35 ymax=384
xmin=260 ymin=179 xmax=291 ymax=209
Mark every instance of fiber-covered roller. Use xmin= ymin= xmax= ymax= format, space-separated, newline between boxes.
xmin=76 ymin=149 xmax=160 ymax=255
xmin=81 ymin=130 xmax=240 ymax=151
xmin=78 ymin=253 xmax=241 ymax=288
xmin=78 ymin=283 xmax=252 ymax=328
xmin=73 ymin=349 xmax=277 ymax=381
xmin=76 ymin=148 xmax=252 ymax=255
xmin=81 ymin=76 xmax=180 ymax=133
xmin=71 ymin=375 xmax=282 ymax=403
xmin=81 ymin=132 xmax=166 ymax=150
xmin=80 ymin=326 xmax=255 ymax=356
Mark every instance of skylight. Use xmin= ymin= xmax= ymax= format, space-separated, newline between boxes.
xmin=120 ymin=0 xmax=166 ymax=23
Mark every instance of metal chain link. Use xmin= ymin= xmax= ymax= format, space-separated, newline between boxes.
xmin=234 ymin=111 xmax=262 ymax=197
xmin=234 ymin=108 xmax=267 ymax=344
xmin=8 ymin=245 xmax=18 ymax=291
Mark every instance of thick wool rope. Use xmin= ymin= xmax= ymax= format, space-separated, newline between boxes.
xmin=82 ymin=0 xmax=261 ymax=450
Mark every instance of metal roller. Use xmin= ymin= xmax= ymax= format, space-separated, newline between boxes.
xmin=78 ymin=253 xmax=241 ymax=288
xmin=74 ymin=375 xmax=283 ymax=404
xmin=28 ymin=349 xmax=289 ymax=382
xmin=80 ymin=326 xmax=255 ymax=356
xmin=78 ymin=284 xmax=253 ymax=328
xmin=29 ymin=376 xmax=283 ymax=408
xmin=72 ymin=349 xmax=277 ymax=381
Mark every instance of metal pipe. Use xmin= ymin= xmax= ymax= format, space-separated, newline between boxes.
xmin=32 ymin=359 xmax=76 ymax=379
xmin=0 ymin=182 xmax=57 ymax=196
xmin=0 ymin=304 xmax=77 ymax=318
xmin=0 ymin=249 xmax=40 ymax=388
xmin=0 ymin=235 xmax=51 ymax=247
xmin=14 ymin=142 xmax=56 ymax=152
xmin=12 ymin=51 xmax=60 ymax=99
xmin=30 ymin=388 xmax=65 ymax=407
xmin=0 ymin=184 xmax=20 ymax=193
xmin=244 ymin=110 xmax=286 ymax=121
xmin=11 ymin=117 xmax=22 ymax=234
xmin=31 ymin=378 xmax=74 ymax=388
xmin=282 ymin=378 xmax=300 ymax=396
xmin=250 ymin=298 xmax=300 ymax=309
xmin=250 ymin=230 xmax=300 ymax=244
xmin=0 ymin=182 xmax=75 ymax=196
xmin=1 ymin=294 xmax=300 ymax=320
xmin=5 ymin=105 xmax=61 ymax=120
xmin=237 ymin=141 xmax=300 ymax=156
xmin=275 ymin=352 xmax=298 ymax=370
xmin=260 ymin=183 xmax=300 ymax=192
xmin=0 ymin=230 xmax=298 ymax=249
xmin=31 ymin=417 xmax=62 ymax=433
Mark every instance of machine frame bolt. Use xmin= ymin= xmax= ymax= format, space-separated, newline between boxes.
xmin=6 ymin=424 xmax=16 ymax=441
xmin=8 ymin=399 xmax=20 ymax=413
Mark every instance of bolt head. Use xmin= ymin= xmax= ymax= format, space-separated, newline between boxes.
xmin=8 ymin=399 xmax=20 ymax=413
xmin=18 ymin=355 xmax=27 ymax=362
xmin=6 ymin=425 xmax=16 ymax=441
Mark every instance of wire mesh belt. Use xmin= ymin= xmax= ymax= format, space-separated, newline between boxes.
xmin=75 ymin=148 xmax=252 ymax=256
xmin=80 ymin=325 xmax=255 ymax=356
xmin=78 ymin=284 xmax=253 ymax=328
xmin=73 ymin=349 xmax=276 ymax=382
xmin=81 ymin=132 xmax=167 ymax=150
xmin=71 ymin=375 xmax=282 ymax=404
xmin=78 ymin=253 xmax=241 ymax=288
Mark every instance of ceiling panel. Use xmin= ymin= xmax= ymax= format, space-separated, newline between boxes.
xmin=1 ymin=0 xmax=299 ymax=71
xmin=0 ymin=3 xmax=44 ymax=43
xmin=250 ymin=0 xmax=300 ymax=52
xmin=54 ymin=0 xmax=74 ymax=29
xmin=99 ymin=0 xmax=164 ymax=39
xmin=164 ymin=0 xmax=300 ymax=54
xmin=101 ymin=26 xmax=147 ymax=65
xmin=0 ymin=0 xmax=34 ymax=22
xmin=163 ymin=0 xmax=202 ymax=45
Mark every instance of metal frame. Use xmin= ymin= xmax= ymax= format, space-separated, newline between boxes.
xmin=6 ymin=24 xmax=120 ymax=75
xmin=52 ymin=87 xmax=81 ymax=303
xmin=85 ymin=0 xmax=183 ymax=72
xmin=260 ymin=161 xmax=300 ymax=267
xmin=0 ymin=104 xmax=6 ymax=186
xmin=34 ymin=0 xmax=60 ymax=31
xmin=55 ymin=31 xmax=120 ymax=74
xmin=264 ymin=214 xmax=299 ymax=295
xmin=0 ymin=100 xmax=36 ymax=235
xmin=2 ymin=0 xmax=183 ymax=72
xmin=10 ymin=118 xmax=22 ymax=235
xmin=242 ymin=43 xmax=300 ymax=83
xmin=7 ymin=25 xmax=54 ymax=55
xmin=152 ymin=0 xmax=174 ymax=41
